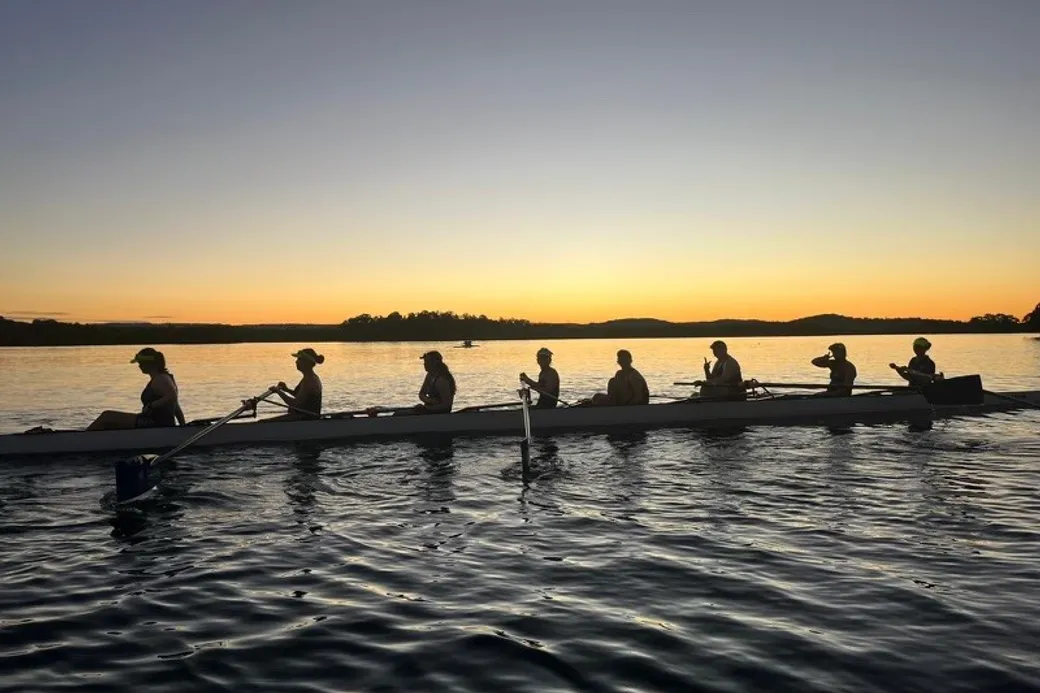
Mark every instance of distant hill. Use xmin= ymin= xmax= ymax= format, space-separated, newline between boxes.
xmin=0 ymin=309 xmax=1033 ymax=347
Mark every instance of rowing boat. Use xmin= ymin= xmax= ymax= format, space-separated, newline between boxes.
xmin=3 ymin=387 xmax=1038 ymax=458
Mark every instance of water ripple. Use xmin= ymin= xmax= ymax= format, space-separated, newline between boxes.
xmin=2 ymin=414 xmax=1039 ymax=692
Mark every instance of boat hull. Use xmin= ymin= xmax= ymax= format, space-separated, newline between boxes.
xmin=2 ymin=390 xmax=1037 ymax=458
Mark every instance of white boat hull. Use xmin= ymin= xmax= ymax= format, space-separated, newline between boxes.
xmin=2 ymin=390 xmax=1038 ymax=458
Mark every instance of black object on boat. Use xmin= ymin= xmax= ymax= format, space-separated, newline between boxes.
xmin=922 ymin=375 xmax=984 ymax=406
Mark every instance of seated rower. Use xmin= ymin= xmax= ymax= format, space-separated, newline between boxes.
xmin=88 ymin=348 xmax=185 ymax=430
xmin=811 ymin=343 xmax=857 ymax=396
xmin=403 ymin=350 xmax=456 ymax=415
xmin=520 ymin=347 xmax=560 ymax=409
xmin=266 ymin=349 xmax=324 ymax=421
xmin=590 ymin=350 xmax=650 ymax=405
xmin=890 ymin=337 xmax=942 ymax=388
xmin=695 ymin=340 xmax=746 ymax=400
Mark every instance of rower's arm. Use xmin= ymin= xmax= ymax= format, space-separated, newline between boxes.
xmin=275 ymin=379 xmax=305 ymax=406
xmin=418 ymin=375 xmax=434 ymax=403
xmin=419 ymin=383 xmax=436 ymax=405
xmin=811 ymin=356 xmax=832 ymax=369
xmin=426 ymin=379 xmax=453 ymax=413
xmin=904 ymin=369 xmax=935 ymax=385
xmin=174 ymin=405 xmax=186 ymax=426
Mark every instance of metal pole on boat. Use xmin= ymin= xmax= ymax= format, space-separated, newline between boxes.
xmin=519 ymin=386 xmax=533 ymax=484
xmin=114 ymin=387 xmax=277 ymax=504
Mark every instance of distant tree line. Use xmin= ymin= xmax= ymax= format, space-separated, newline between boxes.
xmin=1 ymin=305 xmax=1038 ymax=347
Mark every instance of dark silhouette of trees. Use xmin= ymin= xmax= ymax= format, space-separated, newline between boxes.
xmin=2 ymin=309 xmax=1037 ymax=347
xmin=1023 ymin=303 xmax=1040 ymax=332
xmin=968 ymin=313 xmax=1021 ymax=332
xmin=340 ymin=311 xmax=531 ymax=341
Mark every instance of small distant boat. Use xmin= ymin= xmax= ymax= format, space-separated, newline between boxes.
xmin=454 ymin=340 xmax=479 ymax=348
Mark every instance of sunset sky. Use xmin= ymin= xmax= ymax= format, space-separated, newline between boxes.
xmin=1 ymin=1 xmax=1038 ymax=325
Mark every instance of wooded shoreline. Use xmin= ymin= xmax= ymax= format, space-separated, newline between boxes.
xmin=2 ymin=310 xmax=1036 ymax=347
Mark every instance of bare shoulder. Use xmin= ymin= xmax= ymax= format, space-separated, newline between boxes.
xmin=155 ymin=373 xmax=177 ymax=391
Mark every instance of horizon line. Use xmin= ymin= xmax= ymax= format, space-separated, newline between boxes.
xmin=2 ymin=310 xmax=1027 ymax=328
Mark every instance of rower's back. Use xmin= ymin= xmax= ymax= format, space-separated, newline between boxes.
xmin=297 ymin=373 xmax=323 ymax=418
xmin=611 ymin=367 xmax=650 ymax=405
xmin=535 ymin=366 xmax=560 ymax=408
xmin=827 ymin=360 xmax=857 ymax=396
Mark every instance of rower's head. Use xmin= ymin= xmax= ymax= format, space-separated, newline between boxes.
xmin=536 ymin=347 xmax=553 ymax=367
xmin=421 ymin=350 xmax=444 ymax=373
xmin=130 ymin=347 xmax=166 ymax=374
xmin=913 ymin=337 xmax=931 ymax=355
xmin=828 ymin=342 xmax=847 ymax=360
xmin=617 ymin=349 xmax=633 ymax=368
xmin=292 ymin=348 xmax=325 ymax=372
xmin=710 ymin=340 xmax=728 ymax=358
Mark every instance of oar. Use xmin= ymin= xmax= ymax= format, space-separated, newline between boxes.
xmin=262 ymin=398 xmax=322 ymax=419
xmin=154 ymin=388 xmax=277 ymax=464
xmin=519 ymin=387 xmax=533 ymax=483
xmin=456 ymin=402 xmax=522 ymax=413
xmin=534 ymin=387 xmax=572 ymax=407
xmin=703 ymin=376 xmax=991 ymax=408
xmin=982 ymin=390 xmax=1040 ymax=410
xmin=324 ymin=408 xmax=383 ymax=420
xmin=114 ymin=387 xmax=277 ymax=503
xmin=675 ymin=381 xmax=910 ymax=392
xmin=519 ymin=377 xmax=572 ymax=408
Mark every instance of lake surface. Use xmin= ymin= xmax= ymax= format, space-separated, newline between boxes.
xmin=1 ymin=335 xmax=1039 ymax=692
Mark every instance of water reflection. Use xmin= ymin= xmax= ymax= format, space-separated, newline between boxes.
xmin=109 ymin=507 xmax=152 ymax=543
xmin=106 ymin=493 xmax=186 ymax=547
xmin=606 ymin=431 xmax=649 ymax=515
xmin=284 ymin=445 xmax=325 ymax=525
xmin=413 ymin=436 xmax=457 ymax=505
xmin=606 ymin=430 xmax=649 ymax=453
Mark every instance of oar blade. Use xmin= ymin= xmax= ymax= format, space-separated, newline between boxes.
xmin=115 ymin=454 xmax=159 ymax=504
xmin=921 ymin=375 xmax=984 ymax=406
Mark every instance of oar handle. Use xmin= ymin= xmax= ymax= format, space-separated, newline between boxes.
xmin=519 ymin=377 xmax=570 ymax=407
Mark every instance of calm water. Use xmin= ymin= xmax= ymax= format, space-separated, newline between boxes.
xmin=1 ymin=335 xmax=1039 ymax=692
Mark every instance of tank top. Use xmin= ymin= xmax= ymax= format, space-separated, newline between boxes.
xmin=141 ymin=373 xmax=177 ymax=426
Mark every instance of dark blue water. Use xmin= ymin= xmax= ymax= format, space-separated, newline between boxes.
xmin=2 ymin=414 xmax=1039 ymax=693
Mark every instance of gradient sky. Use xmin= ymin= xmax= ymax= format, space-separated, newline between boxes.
xmin=1 ymin=1 xmax=1038 ymax=324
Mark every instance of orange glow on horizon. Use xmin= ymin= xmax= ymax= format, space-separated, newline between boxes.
xmin=2 ymin=282 xmax=1036 ymax=326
